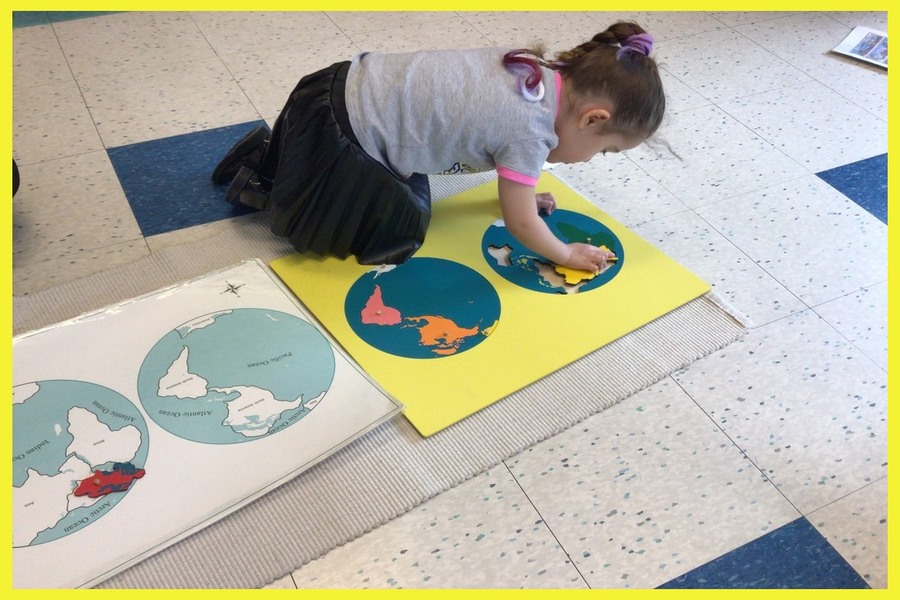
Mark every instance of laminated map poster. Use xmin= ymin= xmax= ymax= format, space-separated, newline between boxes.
xmin=271 ymin=172 xmax=711 ymax=437
xmin=11 ymin=260 xmax=402 ymax=588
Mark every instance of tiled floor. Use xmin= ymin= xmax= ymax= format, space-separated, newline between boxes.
xmin=11 ymin=11 xmax=888 ymax=589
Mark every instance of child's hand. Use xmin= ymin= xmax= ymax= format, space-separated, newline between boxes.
xmin=562 ymin=242 xmax=615 ymax=272
xmin=535 ymin=192 xmax=556 ymax=215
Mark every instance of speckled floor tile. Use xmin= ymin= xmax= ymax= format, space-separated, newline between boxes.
xmin=191 ymin=11 xmax=345 ymax=58
xmin=348 ymin=15 xmax=493 ymax=54
xmin=706 ymin=12 xmax=806 ymax=27
xmin=12 ymin=78 xmax=103 ymax=164
xmin=808 ymin=477 xmax=887 ymax=588
xmin=78 ymin=59 xmax=262 ymax=147
xmin=630 ymin=209 xmax=806 ymax=327
xmin=656 ymin=68 xmax=712 ymax=114
xmin=717 ymin=80 xmax=887 ymax=173
xmin=626 ymin=104 xmax=809 ymax=209
xmin=655 ymin=27 xmax=811 ymax=104
xmin=325 ymin=11 xmax=450 ymax=36
xmin=550 ymin=154 xmax=689 ymax=227
xmin=813 ymin=283 xmax=887 ymax=372
xmin=582 ymin=11 xmax=728 ymax=41
xmin=219 ymin=37 xmax=360 ymax=121
xmin=506 ymin=378 xmax=799 ymax=589
xmin=817 ymin=67 xmax=887 ymax=121
xmin=734 ymin=12 xmax=886 ymax=81
xmin=262 ymin=574 xmax=296 ymax=589
xmin=695 ymin=175 xmax=887 ymax=307
xmin=673 ymin=309 xmax=887 ymax=515
xmin=289 ymin=465 xmax=586 ymax=589
xmin=12 ymin=239 xmax=150 ymax=298
xmin=827 ymin=11 xmax=888 ymax=31
xmin=12 ymin=23 xmax=72 ymax=88
xmin=51 ymin=11 xmax=218 ymax=79
xmin=12 ymin=151 xmax=143 ymax=268
xmin=459 ymin=11 xmax=604 ymax=55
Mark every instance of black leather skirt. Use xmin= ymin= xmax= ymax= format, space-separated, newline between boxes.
xmin=262 ymin=61 xmax=431 ymax=265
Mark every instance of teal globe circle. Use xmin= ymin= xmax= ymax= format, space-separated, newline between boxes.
xmin=345 ymin=257 xmax=501 ymax=359
xmin=482 ymin=208 xmax=624 ymax=293
xmin=12 ymin=379 xmax=150 ymax=547
xmin=137 ymin=308 xmax=335 ymax=444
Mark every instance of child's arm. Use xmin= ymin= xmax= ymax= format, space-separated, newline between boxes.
xmin=498 ymin=178 xmax=613 ymax=272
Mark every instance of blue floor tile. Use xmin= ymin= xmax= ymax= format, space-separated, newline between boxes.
xmin=107 ymin=123 xmax=266 ymax=237
xmin=13 ymin=12 xmax=123 ymax=28
xmin=816 ymin=154 xmax=887 ymax=224
xmin=658 ymin=517 xmax=869 ymax=589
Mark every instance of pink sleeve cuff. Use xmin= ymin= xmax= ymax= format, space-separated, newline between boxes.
xmin=496 ymin=166 xmax=539 ymax=187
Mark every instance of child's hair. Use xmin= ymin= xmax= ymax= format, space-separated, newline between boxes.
xmin=503 ymin=21 xmax=665 ymax=139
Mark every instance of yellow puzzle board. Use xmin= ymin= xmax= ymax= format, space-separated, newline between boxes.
xmin=270 ymin=172 xmax=710 ymax=436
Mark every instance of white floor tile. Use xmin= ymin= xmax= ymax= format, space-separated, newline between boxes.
xmin=13 ymin=79 xmax=103 ymax=164
xmin=583 ymin=11 xmax=728 ymax=42
xmin=818 ymin=68 xmax=888 ymax=121
xmin=808 ymin=477 xmax=887 ymax=588
xmin=13 ymin=239 xmax=150 ymax=299
xmin=814 ymin=283 xmax=887 ymax=372
xmin=551 ymin=154 xmax=689 ymax=227
xmin=79 ymin=58 xmax=262 ymax=146
xmin=657 ymin=68 xmax=712 ymax=114
xmin=289 ymin=465 xmax=585 ymax=589
xmin=706 ymin=12 xmax=806 ymax=27
xmin=827 ymin=11 xmax=888 ymax=30
xmin=717 ymin=80 xmax=887 ymax=172
xmin=325 ymin=11 xmax=451 ymax=36
xmin=220 ymin=36 xmax=361 ymax=121
xmin=627 ymin=104 xmax=809 ymax=209
xmin=460 ymin=11 xmax=604 ymax=54
xmin=52 ymin=12 xmax=218 ymax=79
xmin=734 ymin=12 xmax=883 ymax=81
xmin=12 ymin=24 xmax=72 ymax=88
xmin=12 ymin=151 xmax=143 ymax=267
xmin=262 ymin=573 xmax=296 ymax=589
xmin=656 ymin=27 xmax=811 ymax=104
xmin=348 ymin=15 xmax=492 ymax=54
xmin=673 ymin=310 xmax=887 ymax=515
xmin=631 ymin=209 xmax=807 ymax=327
xmin=695 ymin=175 xmax=887 ymax=307
xmin=506 ymin=378 xmax=799 ymax=589
xmin=191 ymin=11 xmax=345 ymax=58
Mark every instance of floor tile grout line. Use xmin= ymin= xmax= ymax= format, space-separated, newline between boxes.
xmin=500 ymin=460 xmax=592 ymax=589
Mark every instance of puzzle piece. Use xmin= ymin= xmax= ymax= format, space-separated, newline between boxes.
xmin=553 ymin=245 xmax=617 ymax=284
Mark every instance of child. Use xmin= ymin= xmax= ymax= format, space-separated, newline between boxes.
xmin=213 ymin=21 xmax=664 ymax=270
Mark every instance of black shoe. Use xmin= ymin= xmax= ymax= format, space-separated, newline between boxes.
xmin=225 ymin=166 xmax=269 ymax=210
xmin=211 ymin=126 xmax=270 ymax=185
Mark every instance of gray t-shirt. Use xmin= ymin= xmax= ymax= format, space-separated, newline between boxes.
xmin=344 ymin=47 xmax=559 ymax=186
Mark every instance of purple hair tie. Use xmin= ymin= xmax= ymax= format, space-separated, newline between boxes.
xmin=616 ymin=32 xmax=654 ymax=59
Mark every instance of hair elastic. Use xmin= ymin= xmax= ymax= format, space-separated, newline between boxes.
xmin=503 ymin=51 xmax=545 ymax=102
xmin=616 ymin=32 xmax=654 ymax=59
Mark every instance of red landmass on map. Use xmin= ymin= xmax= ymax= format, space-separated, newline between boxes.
xmin=73 ymin=463 xmax=146 ymax=498
xmin=360 ymin=285 xmax=403 ymax=325
xmin=359 ymin=285 xmax=485 ymax=356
